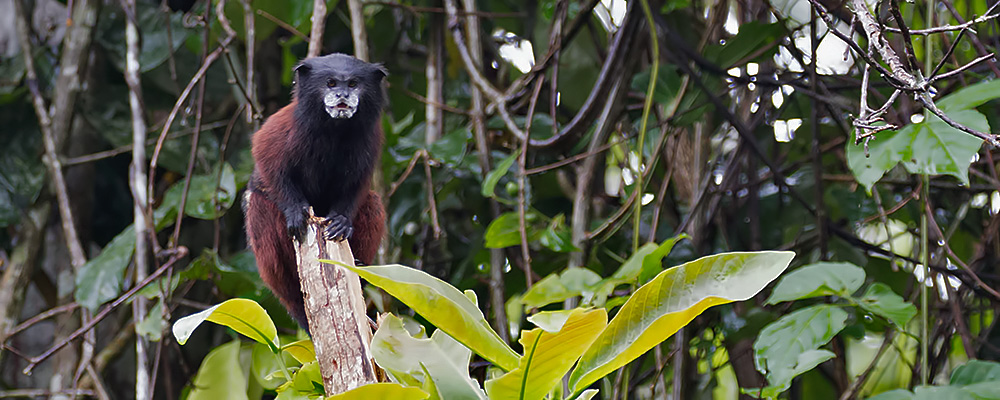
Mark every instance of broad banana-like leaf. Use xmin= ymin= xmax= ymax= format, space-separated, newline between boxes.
xmin=485 ymin=308 xmax=607 ymax=400
xmin=371 ymin=314 xmax=486 ymax=400
xmin=568 ymin=251 xmax=795 ymax=393
xmin=173 ymin=298 xmax=278 ymax=351
xmin=345 ymin=264 xmax=519 ymax=370
xmin=325 ymin=383 xmax=429 ymax=400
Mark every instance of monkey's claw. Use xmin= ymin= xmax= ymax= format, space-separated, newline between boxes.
xmin=324 ymin=214 xmax=354 ymax=241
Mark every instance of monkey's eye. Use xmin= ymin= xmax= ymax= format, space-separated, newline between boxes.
xmin=327 ymin=79 xmax=336 ymax=88
xmin=348 ymin=80 xmax=358 ymax=88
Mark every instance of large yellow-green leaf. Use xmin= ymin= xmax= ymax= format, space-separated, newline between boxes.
xmin=186 ymin=341 xmax=250 ymax=400
xmin=485 ymin=308 xmax=607 ymax=400
xmin=346 ymin=264 xmax=519 ymax=370
xmin=172 ymin=298 xmax=279 ymax=352
xmin=325 ymin=383 xmax=429 ymax=400
xmin=370 ymin=314 xmax=486 ymax=400
xmin=568 ymin=251 xmax=795 ymax=392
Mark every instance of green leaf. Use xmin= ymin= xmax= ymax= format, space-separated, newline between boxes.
xmin=97 ymin=2 xmax=191 ymax=73
xmin=521 ymin=274 xmax=576 ymax=309
xmin=482 ymin=150 xmax=520 ymax=199
xmin=291 ymin=361 xmax=323 ymax=393
xmin=325 ymin=383 xmax=430 ymax=400
xmin=936 ymin=80 xmax=1000 ymax=112
xmin=848 ymin=111 xmax=986 ymax=192
xmin=186 ymin=341 xmax=250 ymax=400
xmin=950 ymin=360 xmax=1000 ymax=385
xmin=486 ymin=308 xmax=607 ymax=400
xmin=346 ymin=264 xmax=519 ymax=371
xmin=703 ymin=22 xmax=784 ymax=68
xmin=520 ymin=267 xmax=603 ymax=309
xmin=610 ymin=234 xmax=687 ymax=283
xmin=765 ymin=262 xmax=865 ymax=304
xmin=159 ymin=163 xmax=238 ymax=220
xmin=538 ymin=214 xmax=578 ymax=253
xmin=757 ymin=349 xmax=836 ymax=397
xmin=753 ymin=305 xmax=848 ymax=391
xmin=136 ymin=299 xmax=165 ymax=341
xmin=568 ymin=251 xmax=795 ymax=392
xmin=858 ymin=283 xmax=917 ymax=327
xmin=899 ymin=111 xmax=986 ymax=182
xmin=485 ymin=212 xmax=539 ymax=248
xmin=75 ymin=225 xmax=136 ymax=311
xmin=870 ymin=386 xmax=979 ymax=400
xmin=370 ymin=314 xmax=486 ymax=399
xmin=172 ymin=298 xmax=279 ymax=352
xmin=571 ymin=389 xmax=600 ymax=400
xmin=867 ymin=389 xmax=915 ymax=400
xmin=281 ymin=339 xmax=317 ymax=364
xmin=251 ymin=342 xmax=292 ymax=390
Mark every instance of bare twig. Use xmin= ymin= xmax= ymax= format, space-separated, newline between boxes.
xmin=930 ymin=53 xmax=995 ymax=83
xmin=0 ymin=389 xmax=95 ymax=398
xmin=518 ymin=79 xmax=545 ymax=287
xmin=924 ymin=200 xmax=1000 ymax=300
xmin=422 ymin=157 xmax=442 ymax=239
xmin=3 ymin=303 xmax=79 ymax=340
xmin=838 ymin=331 xmax=896 ymax=400
xmin=148 ymin=34 xmax=237 ymax=234
xmin=170 ymin=2 xmax=214 ymax=248
xmin=20 ymin=249 xmax=187 ymax=375
xmin=916 ymin=93 xmax=1000 ymax=146
xmin=884 ymin=2 xmax=1000 ymax=35
xmin=366 ymin=1 xmax=524 ymax=18
xmin=257 ymin=9 xmax=309 ymax=40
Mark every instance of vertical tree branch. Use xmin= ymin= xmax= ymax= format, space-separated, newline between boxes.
xmin=633 ymin=0 xmax=658 ymax=251
xmin=307 ymin=0 xmax=327 ymax=58
xmin=120 ymin=0 xmax=151 ymax=397
xmin=13 ymin=0 xmax=87 ymax=269
xmin=169 ymin=2 xmax=212 ymax=248
xmin=425 ymin=11 xmax=444 ymax=144
xmin=460 ymin=0 xmax=509 ymax=341
xmin=809 ymin=4 xmax=827 ymax=258
xmin=242 ymin=0 xmax=258 ymax=126
xmin=347 ymin=0 xmax=369 ymax=60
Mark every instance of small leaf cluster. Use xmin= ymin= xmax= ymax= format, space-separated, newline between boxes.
xmin=750 ymin=262 xmax=918 ymax=398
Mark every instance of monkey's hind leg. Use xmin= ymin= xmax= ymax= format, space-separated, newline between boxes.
xmin=347 ymin=190 xmax=386 ymax=266
xmin=244 ymin=191 xmax=310 ymax=330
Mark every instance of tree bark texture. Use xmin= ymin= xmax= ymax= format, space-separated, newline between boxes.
xmin=294 ymin=215 xmax=377 ymax=394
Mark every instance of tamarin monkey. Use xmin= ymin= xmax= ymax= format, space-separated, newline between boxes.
xmin=243 ymin=53 xmax=387 ymax=330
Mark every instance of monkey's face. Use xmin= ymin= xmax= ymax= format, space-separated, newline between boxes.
xmin=293 ymin=54 xmax=388 ymax=121
xmin=322 ymin=78 xmax=362 ymax=119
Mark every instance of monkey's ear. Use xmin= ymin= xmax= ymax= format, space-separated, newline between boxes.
xmin=372 ymin=63 xmax=388 ymax=80
xmin=294 ymin=62 xmax=312 ymax=77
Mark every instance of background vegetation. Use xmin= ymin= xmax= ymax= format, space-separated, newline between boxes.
xmin=1 ymin=0 xmax=999 ymax=398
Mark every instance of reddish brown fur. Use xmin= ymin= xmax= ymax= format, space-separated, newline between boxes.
xmin=244 ymin=101 xmax=386 ymax=328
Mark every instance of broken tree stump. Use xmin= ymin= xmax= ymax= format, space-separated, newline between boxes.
xmin=294 ymin=213 xmax=377 ymax=394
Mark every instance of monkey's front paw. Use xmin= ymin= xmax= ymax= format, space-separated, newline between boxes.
xmin=284 ymin=207 xmax=309 ymax=241
xmin=324 ymin=214 xmax=354 ymax=241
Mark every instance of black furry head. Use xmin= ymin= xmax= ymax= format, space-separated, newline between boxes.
xmin=293 ymin=54 xmax=387 ymax=128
